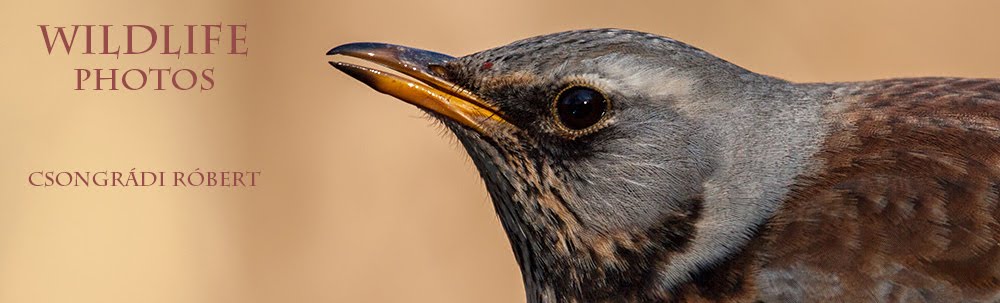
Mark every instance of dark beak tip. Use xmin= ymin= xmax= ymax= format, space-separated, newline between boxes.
xmin=326 ymin=42 xmax=456 ymax=64
xmin=327 ymin=61 xmax=379 ymax=86
xmin=327 ymin=42 xmax=387 ymax=56
xmin=327 ymin=61 xmax=354 ymax=74
xmin=326 ymin=42 xmax=458 ymax=91
xmin=326 ymin=44 xmax=353 ymax=56
xmin=325 ymin=44 xmax=346 ymax=56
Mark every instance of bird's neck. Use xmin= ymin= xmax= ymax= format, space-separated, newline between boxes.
xmin=510 ymin=197 xmax=703 ymax=302
xmin=486 ymin=182 xmax=766 ymax=302
xmin=456 ymin=132 xmax=764 ymax=302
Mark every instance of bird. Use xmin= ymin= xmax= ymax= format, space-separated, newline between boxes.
xmin=326 ymin=29 xmax=1000 ymax=302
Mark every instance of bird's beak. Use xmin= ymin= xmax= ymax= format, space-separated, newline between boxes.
xmin=327 ymin=43 xmax=506 ymax=134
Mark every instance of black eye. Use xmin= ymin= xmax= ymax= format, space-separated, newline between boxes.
xmin=554 ymin=86 xmax=609 ymax=130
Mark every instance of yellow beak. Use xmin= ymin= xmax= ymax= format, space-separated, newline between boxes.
xmin=327 ymin=43 xmax=506 ymax=134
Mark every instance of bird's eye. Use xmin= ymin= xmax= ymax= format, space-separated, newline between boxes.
xmin=553 ymin=86 xmax=609 ymax=131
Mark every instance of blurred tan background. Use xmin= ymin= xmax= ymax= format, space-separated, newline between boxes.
xmin=2 ymin=1 xmax=999 ymax=302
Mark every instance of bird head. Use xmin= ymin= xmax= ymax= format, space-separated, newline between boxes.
xmin=327 ymin=29 xmax=817 ymax=300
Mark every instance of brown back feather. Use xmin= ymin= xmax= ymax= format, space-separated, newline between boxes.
xmin=763 ymin=78 xmax=1000 ymax=302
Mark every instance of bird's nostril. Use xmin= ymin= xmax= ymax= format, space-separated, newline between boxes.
xmin=428 ymin=64 xmax=449 ymax=78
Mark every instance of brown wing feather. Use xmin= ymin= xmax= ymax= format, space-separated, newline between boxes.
xmin=764 ymin=78 xmax=1000 ymax=302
